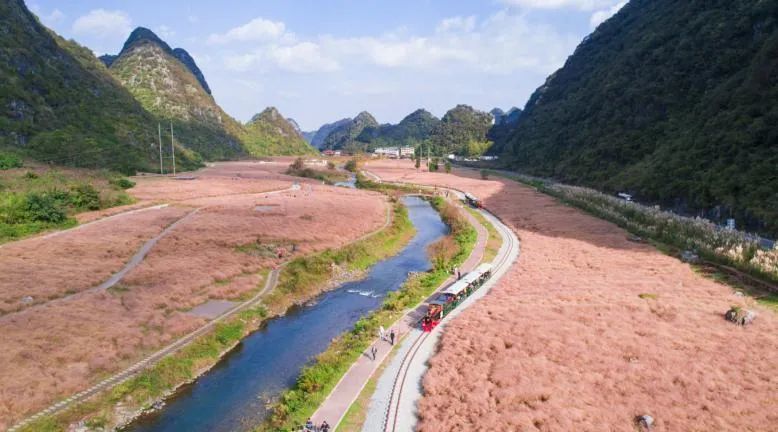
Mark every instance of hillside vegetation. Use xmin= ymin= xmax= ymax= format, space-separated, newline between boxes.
xmin=0 ymin=164 xmax=135 ymax=242
xmin=312 ymin=105 xmax=493 ymax=156
xmin=499 ymin=0 xmax=778 ymax=236
xmin=0 ymin=0 xmax=187 ymax=173
xmin=241 ymin=108 xmax=317 ymax=156
xmin=105 ymin=27 xmax=246 ymax=161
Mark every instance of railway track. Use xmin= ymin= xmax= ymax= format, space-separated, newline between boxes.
xmin=381 ymin=204 xmax=519 ymax=432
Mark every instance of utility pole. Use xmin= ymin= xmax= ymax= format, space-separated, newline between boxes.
xmin=170 ymin=121 xmax=176 ymax=176
xmin=158 ymin=123 xmax=164 ymax=175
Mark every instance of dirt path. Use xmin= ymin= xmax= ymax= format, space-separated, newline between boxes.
xmin=310 ymin=190 xmax=490 ymax=430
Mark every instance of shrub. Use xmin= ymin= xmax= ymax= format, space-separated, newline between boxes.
xmin=327 ymin=161 xmax=336 ymax=170
xmin=480 ymin=169 xmax=489 ymax=180
xmin=344 ymin=159 xmax=358 ymax=172
xmin=110 ymin=177 xmax=136 ymax=189
xmin=0 ymin=152 xmax=22 ymax=170
xmin=24 ymin=171 xmax=38 ymax=179
xmin=290 ymin=157 xmax=305 ymax=171
xmin=445 ymin=160 xmax=452 ymax=173
xmin=24 ymin=192 xmax=67 ymax=223
xmin=70 ymin=184 xmax=101 ymax=210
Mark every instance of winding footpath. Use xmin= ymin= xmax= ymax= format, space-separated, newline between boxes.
xmin=7 ymin=185 xmax=302 ymax=431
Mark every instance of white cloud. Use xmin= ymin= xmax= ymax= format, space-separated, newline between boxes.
xmin=39 ymin=8 xmax=65 ymax=26
xmin=208 ymin=17 xmax=286 ymax=44
xmin=218 ymin=11 xmax=576 ymax=76
xmin=590 ymin=1 xmax=626 ymax=27
xmin=500 ymin=0 xmax=619 ymax=11
xmin=268 ymin=42 xmax=340 ymax=73
xmin=157 ymin=25 xmax=175 ymax=39
xmin=72 ymin=9 xmax=132 ymax=39
xmin=436 ymin=16 xmax=477 ymax=33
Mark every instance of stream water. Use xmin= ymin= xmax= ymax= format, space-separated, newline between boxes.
xmin=125 ymin=196 xmax=447 ymax=432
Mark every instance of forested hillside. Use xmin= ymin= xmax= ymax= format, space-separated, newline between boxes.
xmin=104 ymin=27 xmax=246 ymax=160
xmin=356 ymin=109 xmax=440 ymax=150
xmin=429 ymin=105 xmax=492 ymax=156
xmin=500 ymin=0 xmax=778 ymax=236
xmin=0 ymin=0 xmax=199 ymax=173
xmin=241 ymin=107 xmax=317 ymax=156
xmin=320 ymin=111 xmax=378 ymax=150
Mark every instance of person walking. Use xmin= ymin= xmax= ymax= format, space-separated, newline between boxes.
xmin=379 ymin=325 xmax=386 ymax=341
xmin=371 ymin=345 xmax=378 ymax=361
xmin=390 ymin=329 xmax=396 ymax=345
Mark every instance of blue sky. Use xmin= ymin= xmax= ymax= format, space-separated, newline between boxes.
xmin=28 ymin=0 xmax=626 ymax=130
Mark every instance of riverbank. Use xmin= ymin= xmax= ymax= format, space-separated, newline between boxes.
xmin=15 ymin=196 xmax=412 ymax=432
xmin=257 ymin=195 xmax=477 ymax=431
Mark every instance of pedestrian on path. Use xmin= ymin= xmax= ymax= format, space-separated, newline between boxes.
xmin=390 ymin=329 xmax=396 ymax=345
xmin=379 ymin=325 xmax=386 ymax=341
xmin=371 ymin=345 xmax=378 ymax=361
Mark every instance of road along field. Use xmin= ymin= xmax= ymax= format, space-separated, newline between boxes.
xmin=365 ymin=159 xmax=778 ymax=431
xmin=0 ymin=161 xmax=388 ymax=430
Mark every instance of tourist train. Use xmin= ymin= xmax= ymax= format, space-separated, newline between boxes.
xmin=464 ymin=192 xmax=482 ymax=208
xmin=421 ymin=262 xmax=493 ymax=332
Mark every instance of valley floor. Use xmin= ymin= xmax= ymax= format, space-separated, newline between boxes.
xmin=0 ymin=161 xmax=387 ymax=429
xmin=365 ymin=159 xmax=778 ymax=431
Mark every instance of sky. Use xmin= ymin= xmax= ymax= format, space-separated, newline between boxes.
xmin=28 ymin=0 xmax=626 ymax=130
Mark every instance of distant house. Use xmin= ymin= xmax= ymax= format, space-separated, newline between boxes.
xmin=373 ymin=146 xmax=414 ymax=159
xmin=322 ymin=149 xmax=341 ymax=157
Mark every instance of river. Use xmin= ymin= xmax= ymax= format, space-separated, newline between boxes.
xmin=125 ymin=196 xmax=447 ymax=432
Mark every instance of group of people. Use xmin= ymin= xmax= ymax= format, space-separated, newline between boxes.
xmin=369 ymin=325 xmax=396 ymax=360
xmin=304 ymin=418 xmax=329 ymax=432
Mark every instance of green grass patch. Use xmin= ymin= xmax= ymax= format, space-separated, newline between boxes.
xmin=638 ymin=293 xmax=658 ymax=300
xmin=0 ymin=167 xmax=135 ymax=243
xmin=258 ymin=196 xmax=477 ymax=431
xmin=465 ymin=207 xmax=500 ymax=263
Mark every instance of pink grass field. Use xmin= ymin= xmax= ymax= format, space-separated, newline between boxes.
xmin=0 ymin=162 xmax=386 ymax=428
xmin=367 ymin=159 xmax=778 ymax=432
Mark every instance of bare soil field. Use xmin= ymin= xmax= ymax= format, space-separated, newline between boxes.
xmin=0 ymin=162 xmax=386 ymax=428
xmin=366 ymin=160 xmax=778 ymax=432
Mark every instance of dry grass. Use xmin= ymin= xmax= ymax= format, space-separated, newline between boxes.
xmin=368 ymin=159 xmax=778 ymax=432
xmin=0 ymin=162 xmax=386 ymax=429
xmin=0 ymin=206 xmax=189 ymax=314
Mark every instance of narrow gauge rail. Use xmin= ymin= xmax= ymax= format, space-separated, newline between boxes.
xmin=382 ymin=196 xmax=519 ymax=432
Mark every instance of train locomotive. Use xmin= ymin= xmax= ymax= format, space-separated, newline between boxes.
xmin=421 ymin=263 xmax=492 ymax=332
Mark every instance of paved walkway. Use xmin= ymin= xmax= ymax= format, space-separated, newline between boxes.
xmin=310 ymin=194 xmax=487 ymax=429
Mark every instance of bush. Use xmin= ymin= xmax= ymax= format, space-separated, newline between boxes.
xmin=24 ymin=171 xmax=38 ymax=179
xmin=480 ymin=169 xmax=489 ymax=180
xmin=344 ymin=159 xmax=358 ymax=172
xmin=110 ymin=177 xmax=136 ymax=189
xmin=0 ymin=152 xmax=22 ymax=170
xmin=327 ymin=161 xmax=336 ymax=170
xmin=70 ymin=184 xmax=101 ymax=210
xmin=290 ymin=157 xmax=305 ymax=171
xmin=24 ymin=192 xmax=67 ymax=223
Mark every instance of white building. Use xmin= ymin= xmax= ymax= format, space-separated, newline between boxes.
xmin=374 ymin=146 xmax=414 ymax=159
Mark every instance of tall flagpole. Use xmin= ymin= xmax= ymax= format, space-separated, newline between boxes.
xmin=170 ymin=121 xmax=176 ymax=176
xmin=158 ymin=123 xmax=164 ymax=175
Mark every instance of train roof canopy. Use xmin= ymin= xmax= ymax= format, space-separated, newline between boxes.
xmin=443 ymin=279 xmax=470 ymax=295
xmin=474 ymin=263 xmax=493 ymax=275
